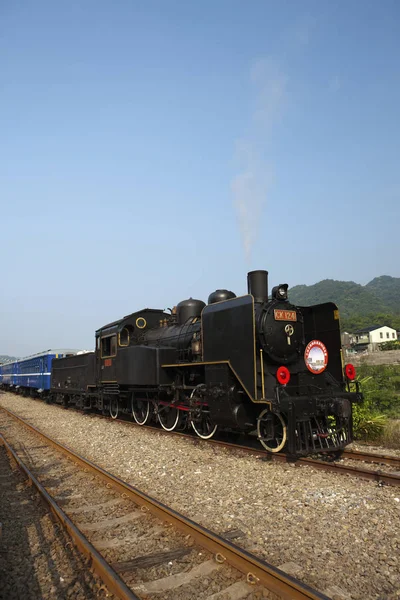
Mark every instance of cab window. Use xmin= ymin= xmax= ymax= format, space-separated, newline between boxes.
xmin=101 ymin=335 xmax=117 ymax=358
xmin=119 ymin=327 xmax=130 ymax=347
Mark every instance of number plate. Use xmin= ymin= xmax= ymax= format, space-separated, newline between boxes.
xmin=274 ymin=309 xmax=297 ymax=322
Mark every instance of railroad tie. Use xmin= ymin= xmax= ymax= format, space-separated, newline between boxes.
xmin=79 ymin=511 xmax=142 ymax=532
xmin=131 ymin=559 xmax=223 ymax=594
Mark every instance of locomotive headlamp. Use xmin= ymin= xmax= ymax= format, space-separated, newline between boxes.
xmin=272 ymin=284 xmax=288 ymax=301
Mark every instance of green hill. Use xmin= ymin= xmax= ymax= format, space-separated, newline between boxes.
xmin=0 ymin=355 xmax=17 ymax=364
xmin=365 ymin=276 xmax=400 ymax=313
xmin=288 ymin=276 xmax=400 ymax=328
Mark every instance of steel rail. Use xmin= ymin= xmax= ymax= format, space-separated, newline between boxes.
xmin=0 ymin=433 xmax=139 ymax=600
xmin=295 ymin=455 xmax=400 ymax=486
xmin=4 ymin=391 xmax=399 ymax=468
xmin=0 ymin=406 xmax=329 ymax=600
xmin=2 ymin=394 xmax=399 ymax=485
xmin=207 ymin=441 xmax=400 ymax=486
xmin=95 ymin=407 xmax=400 ymax=470
xmin=199 ymin=439 xmax=400 ymax=486
xmin=110 ymin=418 xmax=400 ymax=485
xmin=341 ymin=448 xmax=400 ymax=468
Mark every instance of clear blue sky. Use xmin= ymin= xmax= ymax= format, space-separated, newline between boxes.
xmin=1 ymin=0 xmax=399 ymax=356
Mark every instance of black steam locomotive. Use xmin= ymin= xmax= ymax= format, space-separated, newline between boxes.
xmin=51 ymin=270 xmax=362 ymax=455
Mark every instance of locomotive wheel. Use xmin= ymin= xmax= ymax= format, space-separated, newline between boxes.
xmin=191 ymin=410 xmax=217 ymax=439
xmin=257 ymin=409 xmax=287 ymax=453
xmin=189 ymin=385 xmax=217 ymax=439
xmin=131 ymin=397 xmax=151 ymax=426
xmin=109 ymin=398 xmax=119 ymax=420
xmin=158 ymin=405 xmax=182 ymax=432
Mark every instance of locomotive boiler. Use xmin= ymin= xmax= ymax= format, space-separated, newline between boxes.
xmin=50 ymin=270 xmax=362 ymax=455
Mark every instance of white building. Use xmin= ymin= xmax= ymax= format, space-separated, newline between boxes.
xmin=352 ymin=325 xmax=398 ymax=352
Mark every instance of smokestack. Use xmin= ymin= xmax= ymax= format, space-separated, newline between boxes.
xmin=247 ymin=270 xmax=268 ymax=303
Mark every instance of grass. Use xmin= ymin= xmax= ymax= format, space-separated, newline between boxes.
xmin=379 ymin=420 xmax=400 ymax=449
xmin=353 ymin=413 xmax=387 ymax=442
xmin=351 ymin=367 xmax=400 ymax=448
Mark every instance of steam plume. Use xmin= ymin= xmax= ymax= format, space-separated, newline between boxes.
xmin=232 ymin=58 xmax=287 ymax=262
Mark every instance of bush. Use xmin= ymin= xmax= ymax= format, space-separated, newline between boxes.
xmin=352 ymin=406 xmax=387 ymax=441
xmin=379 ymin=340 xmax=400 ymax=351
xmin=352 ymin=382 xmax=386 ymax=440
xmin=351 ymin=369 xmax=400 ymax=444
xmin=356 ymin=366 xmax=400 ymax=418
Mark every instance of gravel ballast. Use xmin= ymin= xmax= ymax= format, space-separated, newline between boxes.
xmin=0 ymin=393 xmax=399 ymax=600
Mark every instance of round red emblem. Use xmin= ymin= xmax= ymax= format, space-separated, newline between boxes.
xmin=304 ymin=340 xmax=328 ymax=374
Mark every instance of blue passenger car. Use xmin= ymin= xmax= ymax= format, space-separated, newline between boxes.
xmin=0 ymin=360 xmax=18 ymax=387
xmin=0 ymin=350 xmax=80 ymax=394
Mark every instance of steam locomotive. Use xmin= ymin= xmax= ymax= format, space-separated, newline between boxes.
xmin=47 ymin=270 xmax=362 ymax=455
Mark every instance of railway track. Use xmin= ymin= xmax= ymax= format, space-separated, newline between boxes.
xmin=0 ymin=406 xmax=330 ymax=600
xmin=105 ymin=420 xmax=400 ymax=487
xmin=341 ymin=447 xmax=400 ymax=467
xmin=4 ymin=390 xmax=400 ymax=487
xmin=206 ymin=438 xmax=400 ymax=487
xmin=95 ymin=412 xmax=400 ymax=487
xmin=0 ymin=442 xmax=109 ymax=599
